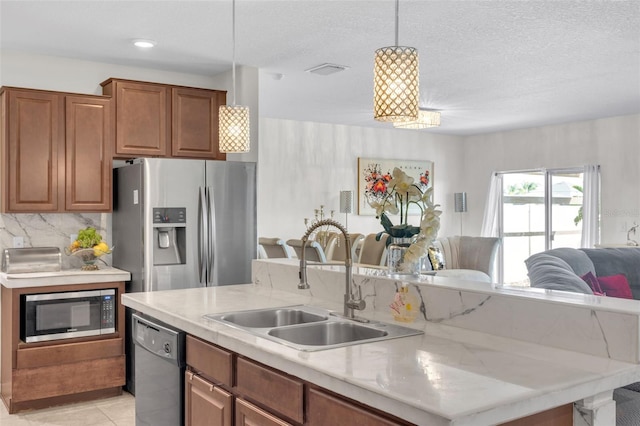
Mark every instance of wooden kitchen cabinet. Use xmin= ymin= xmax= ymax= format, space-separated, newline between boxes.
xmin=172 ymin=87 xmax=226 ymax=159
xmin=185 ymin=335 xmax=408 ymax=426
xmin=0 ymin=87 xmax=113 ymax=213
xmin=101 ymin=78 xmax=226 ymax=160
xmin=0 ymin=281 xmax=126 ymax=413
xmin=65 ymin=95 xmax=112 ymax=211
xmin=185 ymin=371 xmax=233 ymax=426
xmin=101 ymin=79 xmax=169 ymax=157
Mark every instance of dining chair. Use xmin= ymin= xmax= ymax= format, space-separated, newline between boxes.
xmin=258 ymin=237 xmax=293 ymax=259
xmin=313 ymin=230 xmax=337 ymax=251
xmin=326 ymin=233 xmax=364 ymax=262
xmin=357 ymin=233 xmax=389 ymax=266
xmin=286 ymin=239 xmax=328 ymax=263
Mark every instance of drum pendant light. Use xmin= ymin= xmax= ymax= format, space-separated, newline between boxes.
xmin=373 ymin=0 xmax=419 ymax=123
xmin=219 ymin=0 xmax=250 ymax=153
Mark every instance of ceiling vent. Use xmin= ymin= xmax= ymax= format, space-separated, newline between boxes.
xmin=305 ymin=63 xmax=350 ymax=76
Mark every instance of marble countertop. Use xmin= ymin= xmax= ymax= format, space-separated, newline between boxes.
xmin=0 ymin=267 xmax=131 ymax=288
xmin=122 ymin=284 xmax=640 ymax=426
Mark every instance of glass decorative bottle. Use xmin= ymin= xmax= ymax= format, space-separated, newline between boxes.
xmin=387 ymin=237 xmax=419 ymax=276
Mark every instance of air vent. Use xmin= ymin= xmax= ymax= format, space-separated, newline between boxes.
xmin=305 ymin=63 xmax=350 ymax=76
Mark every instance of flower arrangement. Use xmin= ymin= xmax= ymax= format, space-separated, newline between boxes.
xmin=365 ymin=165 xmax=442 ymax=267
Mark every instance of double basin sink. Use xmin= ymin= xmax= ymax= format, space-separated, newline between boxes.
xmin=204 ymin=305 xmax=423 ymax=351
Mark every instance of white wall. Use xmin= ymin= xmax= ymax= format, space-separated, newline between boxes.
xmin=257 ymin=118 xmax=465 ymax=242
xmin=461 ymin=114 xmax=640 ymax=244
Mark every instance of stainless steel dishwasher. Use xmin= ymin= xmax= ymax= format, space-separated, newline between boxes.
xmin=132 ymin=313 xmax=185 ymax=426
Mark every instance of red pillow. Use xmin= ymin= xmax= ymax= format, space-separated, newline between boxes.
xmin=581 ymin=271 xmax=605 ymax=295
xmin=597 ymin=274 xmax=634 ymax=299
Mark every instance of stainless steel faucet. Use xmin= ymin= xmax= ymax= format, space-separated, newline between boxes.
xmin=298 ymin=219 xmax=366 ymax=320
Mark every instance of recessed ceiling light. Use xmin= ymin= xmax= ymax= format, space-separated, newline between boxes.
xmin=133 ymin=39 xmax=156 ymax=48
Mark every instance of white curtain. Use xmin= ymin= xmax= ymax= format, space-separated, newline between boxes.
xmin=580 ymin=164 xmax=600 ymax=248
xmin=481 ymin=172 xmax=503 ymax=238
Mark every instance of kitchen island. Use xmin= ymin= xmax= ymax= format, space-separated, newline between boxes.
xmin=122 ymin=259 xmax=640 ymax=425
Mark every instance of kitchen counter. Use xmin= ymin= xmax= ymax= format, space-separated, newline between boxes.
xmin=122 ymin=280 xmax=640 ymax=425
xmin=0 ymin=267 xmax=131 ymax=288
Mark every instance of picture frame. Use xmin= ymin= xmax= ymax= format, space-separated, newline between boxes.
xmin=357 ymin=157 xmax=434 ymax=216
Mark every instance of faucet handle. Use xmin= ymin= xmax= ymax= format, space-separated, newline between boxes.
xmin=347 ymin=285 xmax=366 ymax=311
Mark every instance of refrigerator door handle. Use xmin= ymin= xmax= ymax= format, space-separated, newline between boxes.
xmin=206 ymin=186 xmax=216 ymax=286
xmin=198 ymin=187 xmax=208 ymax=284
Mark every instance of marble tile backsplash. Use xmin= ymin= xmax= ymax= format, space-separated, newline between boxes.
xmin=0 ymin=213 xmax=111 ymax=269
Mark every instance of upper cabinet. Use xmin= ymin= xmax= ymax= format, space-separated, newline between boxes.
xmin=101 ymin=79 xmax=226 ymax=160
xmin=0 ymin=87 xmax=113 ymax=213
xmin=65 ymin=95 xmax=113 ymax=211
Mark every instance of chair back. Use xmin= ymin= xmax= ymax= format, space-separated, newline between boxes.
xmin=258 ymin=237 xmax=292 ymax=259
xmin=313 ymin=231 xmax=336 ymax=251
xmin=458 ymin=236 xmax=500 ymax=280
xmin=327 ymin=233 xmax=364 ymax=262
xmin=358 ymin=233 xmax=389 ymax=266
xmin=434 ymin=235 xmax=500 ymax=281
xmin=286 ymin=239 xmax=328 ymax=263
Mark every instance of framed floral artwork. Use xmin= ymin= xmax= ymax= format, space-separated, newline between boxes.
xmin=357 ymin=158 xmax=434 ymax=215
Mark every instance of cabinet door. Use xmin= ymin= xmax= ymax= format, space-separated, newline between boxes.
xmin=112 ymin=81 xmax=169 ymax=157
xmin=172 ymin=87 xmax=226 ymax=160
xmin=185 ymin=371 xmax=232 ymax=426
xmin=65 ymin=96 xmax=113 ymax=211
xmin=3 ymin=89 xmax=64 ymax=212
xmin=235 ymin=398 xmax=292 ymax=426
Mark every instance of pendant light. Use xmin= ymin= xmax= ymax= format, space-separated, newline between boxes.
xmin=219 ymin=0 xmax=250 ymax=153
xmin=393 ymin=109 xmax=441 ymax=129
xmin=373 ymin=0 xmax=419 ymax=123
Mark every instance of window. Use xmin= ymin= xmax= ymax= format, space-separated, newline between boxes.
xmin=484 ymin=166 xmax=600 ymax=285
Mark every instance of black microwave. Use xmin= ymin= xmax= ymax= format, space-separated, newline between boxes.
xmin=21 ymin=289 xmax=116 ymax=343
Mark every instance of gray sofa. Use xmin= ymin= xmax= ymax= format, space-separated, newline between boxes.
xmin=525 ymin=247 xmax=640 ymax=298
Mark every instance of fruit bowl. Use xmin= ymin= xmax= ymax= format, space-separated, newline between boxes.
xmin=65 ymin=246 xmax=113 ymax=271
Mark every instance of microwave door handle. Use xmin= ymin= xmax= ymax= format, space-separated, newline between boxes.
xmin=198 ymin=187 xmax=207 ymax=284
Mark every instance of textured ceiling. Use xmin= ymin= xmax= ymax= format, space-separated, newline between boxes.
xmin=1 ymin=0 xmax=639 ymax=135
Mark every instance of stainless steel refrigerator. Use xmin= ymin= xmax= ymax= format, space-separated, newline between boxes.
xmin=112 ymin=158 xmax=256 ymax=393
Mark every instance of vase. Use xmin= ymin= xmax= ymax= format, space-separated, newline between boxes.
xmin=387 ymin=237 xmax=420 ymax=276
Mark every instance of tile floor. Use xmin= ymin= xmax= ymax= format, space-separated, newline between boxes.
xmin=0 ymin=392 xmax=135 ymax=426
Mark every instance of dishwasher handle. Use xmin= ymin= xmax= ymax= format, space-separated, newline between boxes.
xmin=132 ymin=313 xmax=185 ymax=366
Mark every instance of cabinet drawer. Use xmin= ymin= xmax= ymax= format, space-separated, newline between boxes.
xmin=236 ymin=398 xmax=292 ymax=426
xmin=186 ymin=335 xmax=233 ymax=386
xmin=236 ymin=357 xmax=303 ymax=424
xmin=17 ymin=338 xmax=123 ymax=369
xmin=307 ymin=387 xmax=407 ymax=426
xmin=12 ymin=355 xmax=124 ymax=402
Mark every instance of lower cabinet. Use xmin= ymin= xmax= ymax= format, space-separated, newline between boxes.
xmin=185 ymin=371 xmax=232 ymax=426
xmin=185 ymin=335 xmax=574 ymax=425
xmin=185 ymin=335 xmax=409 ymax=426
xmin=0 ymin=282 xmax=126 ymax=413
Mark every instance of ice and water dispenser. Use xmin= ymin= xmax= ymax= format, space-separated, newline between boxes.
xmin=152 ymin=208 xmax=186 ymax=265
